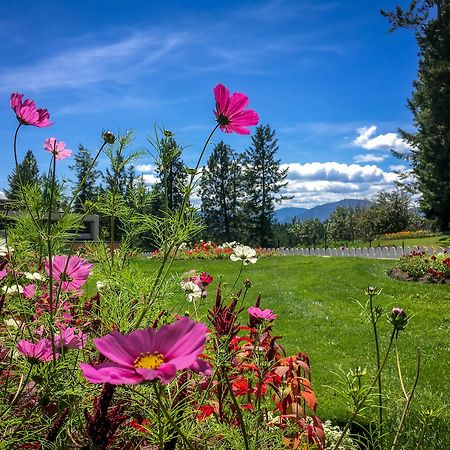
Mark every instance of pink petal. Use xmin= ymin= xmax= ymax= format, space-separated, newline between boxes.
xmin=80 ymin=362 xmax=142 ymax=384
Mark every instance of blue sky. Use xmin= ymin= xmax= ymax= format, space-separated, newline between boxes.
xmin=0 ymin=0 xmax=418 ymax=208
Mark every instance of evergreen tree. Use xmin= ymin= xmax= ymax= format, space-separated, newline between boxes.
xmin=5 ymin=150 xmax=40 ymax=200
xmin=200 ymin=142 xmax=241 ymax=242
xmin=69 ymin=144 xmax=101 ymax=212
xmin=152 ymin=133 xmax=188 ymax=214
xmin=382 ymin=1 xmax=450 ymax=229
xmin=242 ymin=125 xmax=290 ymax=247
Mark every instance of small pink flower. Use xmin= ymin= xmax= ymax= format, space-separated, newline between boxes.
xmin=80 ymin=317 xmax=209 ymax=385
xmin=0 ymin=270 xmax=7 ymax=280
xmin=55 ymin=327 xmax=86 ymax=350
xmin=247 ymin=306 xmax=277 ymax=321
xmin=44 ymin=138 xmax=72 ymax=160
xmin=10 ymin=93 xmax=53 ymax=127
xmin=45 ymin=255 xmax=93 ymax=291
xmin=16 ymin=338 xmax=58 ymax=362
xmin=23 ymin=283 xmax=36 ymax=299
xmin=213 ymin=83 xmax=259 ymax=135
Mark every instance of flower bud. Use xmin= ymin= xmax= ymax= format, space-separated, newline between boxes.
xmin=388 ymin=307 xmax=408 ymax=331
xmin=102 ymin=130 xmax=116 ymax=144
xmin=244 ymin=279 xmax=253 ymax=288
xmin=350 ymin=366 xmax=367 ymax=378
xmin=366 ymin=286 xmax=381 ymax=296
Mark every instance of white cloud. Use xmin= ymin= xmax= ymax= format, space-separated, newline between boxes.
xmin=278 ymin=161 xmax=399 ymax=208
xmin=388 ymin=164 xmax=408 ymax=172
xmin=0 ymin=191 xmax=5 ymax=200
xmin=353 ymin=153 xmax=387 ymax=163
xmin=142 ymin=174 xmax=158 ymax=186
xmin=0 ymin=32 xmax=189 ymax=92
xmin=136 ymin=164 xmax=155 ymax=173
xmin=352 ymin=125 xmax=412 ymax=153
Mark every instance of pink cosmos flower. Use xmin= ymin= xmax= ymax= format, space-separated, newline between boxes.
xmin=55 ymin=327 xmax=87 ymax=350
xmin=17 ymin=338 xmax=58 ymax=362
xmin=80 ymin=317 xmax=209 ymax=385
xmin=23 ymin=283 xmax=36 ymax=299
xmin=10 ymin=93 xmax=53 ymax=127
xmin=44 ymin=138 xmax=72 ymax=160
xmin=248 ymin=306 xmax=277 ymax=321
xmin=213 ymin=83 xmax=259 ymax=134
xmin=0 ymin=270 xmax=7 ymax=280
xmin=45 ymin=255 xmax=93 ymax=291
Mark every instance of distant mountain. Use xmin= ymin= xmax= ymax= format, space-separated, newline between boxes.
xmin=274 ymin=207 xmax=308 ymax=223
xmin=275 ymin=199 xmax=371 ymax=223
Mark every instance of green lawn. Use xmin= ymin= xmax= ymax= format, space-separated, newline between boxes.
xmin=134 ymin=255 xmax=450 ymax=442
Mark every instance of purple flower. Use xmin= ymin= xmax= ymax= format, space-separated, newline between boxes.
xmin=80 ymin=318 xmax=209 ymax=385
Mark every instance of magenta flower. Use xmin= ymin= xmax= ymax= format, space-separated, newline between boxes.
xmin=248 ymin=306 xmax=277 ymax=321
xmin=45 ymin=255 xmax=93 ymax=291
xmin=80 ymin=317 xmax=209 ymax=385
xmin=55 ymin=327 xmax=86 ymax=350
xmin=10 ymin=93 xmax=53 ymax=127
xmin=17 ymin=338 xmax=58 ymax=362
xmin=213 ymin=83 xmax=259 ymax=134
xmin=44 ymin=138 xmax=72 ymax=160
xmin=23 ymin=283 xmax=36 ymax=299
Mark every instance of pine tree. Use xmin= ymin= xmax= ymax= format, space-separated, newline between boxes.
xmin=152 ymin=134 xmax=188 ymax=214
xmin=242 ymin=125 xmax=290 ymax=247
xmin=69 ymin=144 xmax=102 ymax=212
xmin=200 ymin=142 xmax=242 ymax=242
xmin=5 ymin=150 xmax=40 ymax=201
xmin=382 ymin=1 xmax=450 ymax=229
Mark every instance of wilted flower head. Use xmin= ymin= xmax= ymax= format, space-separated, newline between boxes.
xmin=350 ymin=366 xmax=367 ymax=378
xmin=17 ymin=338 xmax=58 ymax=362
xmin=213 ymin=83 xmax=259 ymax=135
xmin=230 ymin=245 xmax=258 ymax=265
xmin=199 ymin=272 xmax=213 ymax=286
xmin=248 ymin=306 xmax=277 ymax=321
xmin=45 ymin=255 xmax=93 ymax=291
xmin=180 ymin=280 xmax=202 ymax=302
xmin=80 ymin=317 xmax=209 ymax=385
xmin=10 ymin=93 xmax=53 ymax=127
xmin=44 ymin=138 xmax=72 ymax=160
xmin=388 ymin=307 xmax=408 ymax=332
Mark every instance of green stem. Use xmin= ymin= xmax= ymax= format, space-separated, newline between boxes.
xmin=390 ymin=348 xmax=420 ymax=450
xmin=152 ymin=383 xmax=195 ymax=450
xmin=224 ymin=370 xmax=250 ymax=450
xmin=46 ymin=152 xmax=57 ymax=361
xmin=12 ymin=124 xmax=41 ymax=230
xmin=369 ymin=294 xmax=383 ymax=444
xmin=332 ymin=329 xmax=397 ymax=450
xmin=232 ymin=261 xmax=245 ymax=288
xmin=134 ymin=124 xmax=219 ymax=328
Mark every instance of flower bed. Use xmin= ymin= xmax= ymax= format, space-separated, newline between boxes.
xmin=149 ymin=241 xmax=277 ymax=260
xmin=390 ymin=250 xmax=450 ymax=283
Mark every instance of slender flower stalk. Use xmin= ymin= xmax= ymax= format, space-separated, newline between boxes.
xmin=332 ymin=328 xmax=397 ymax=450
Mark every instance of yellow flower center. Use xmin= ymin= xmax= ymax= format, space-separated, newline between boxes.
xmin=133 ymin=352 xmax=164 ymax=370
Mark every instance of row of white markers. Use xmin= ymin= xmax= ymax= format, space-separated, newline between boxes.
xmin=275 ymin=245 xmax=448 ymax=259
